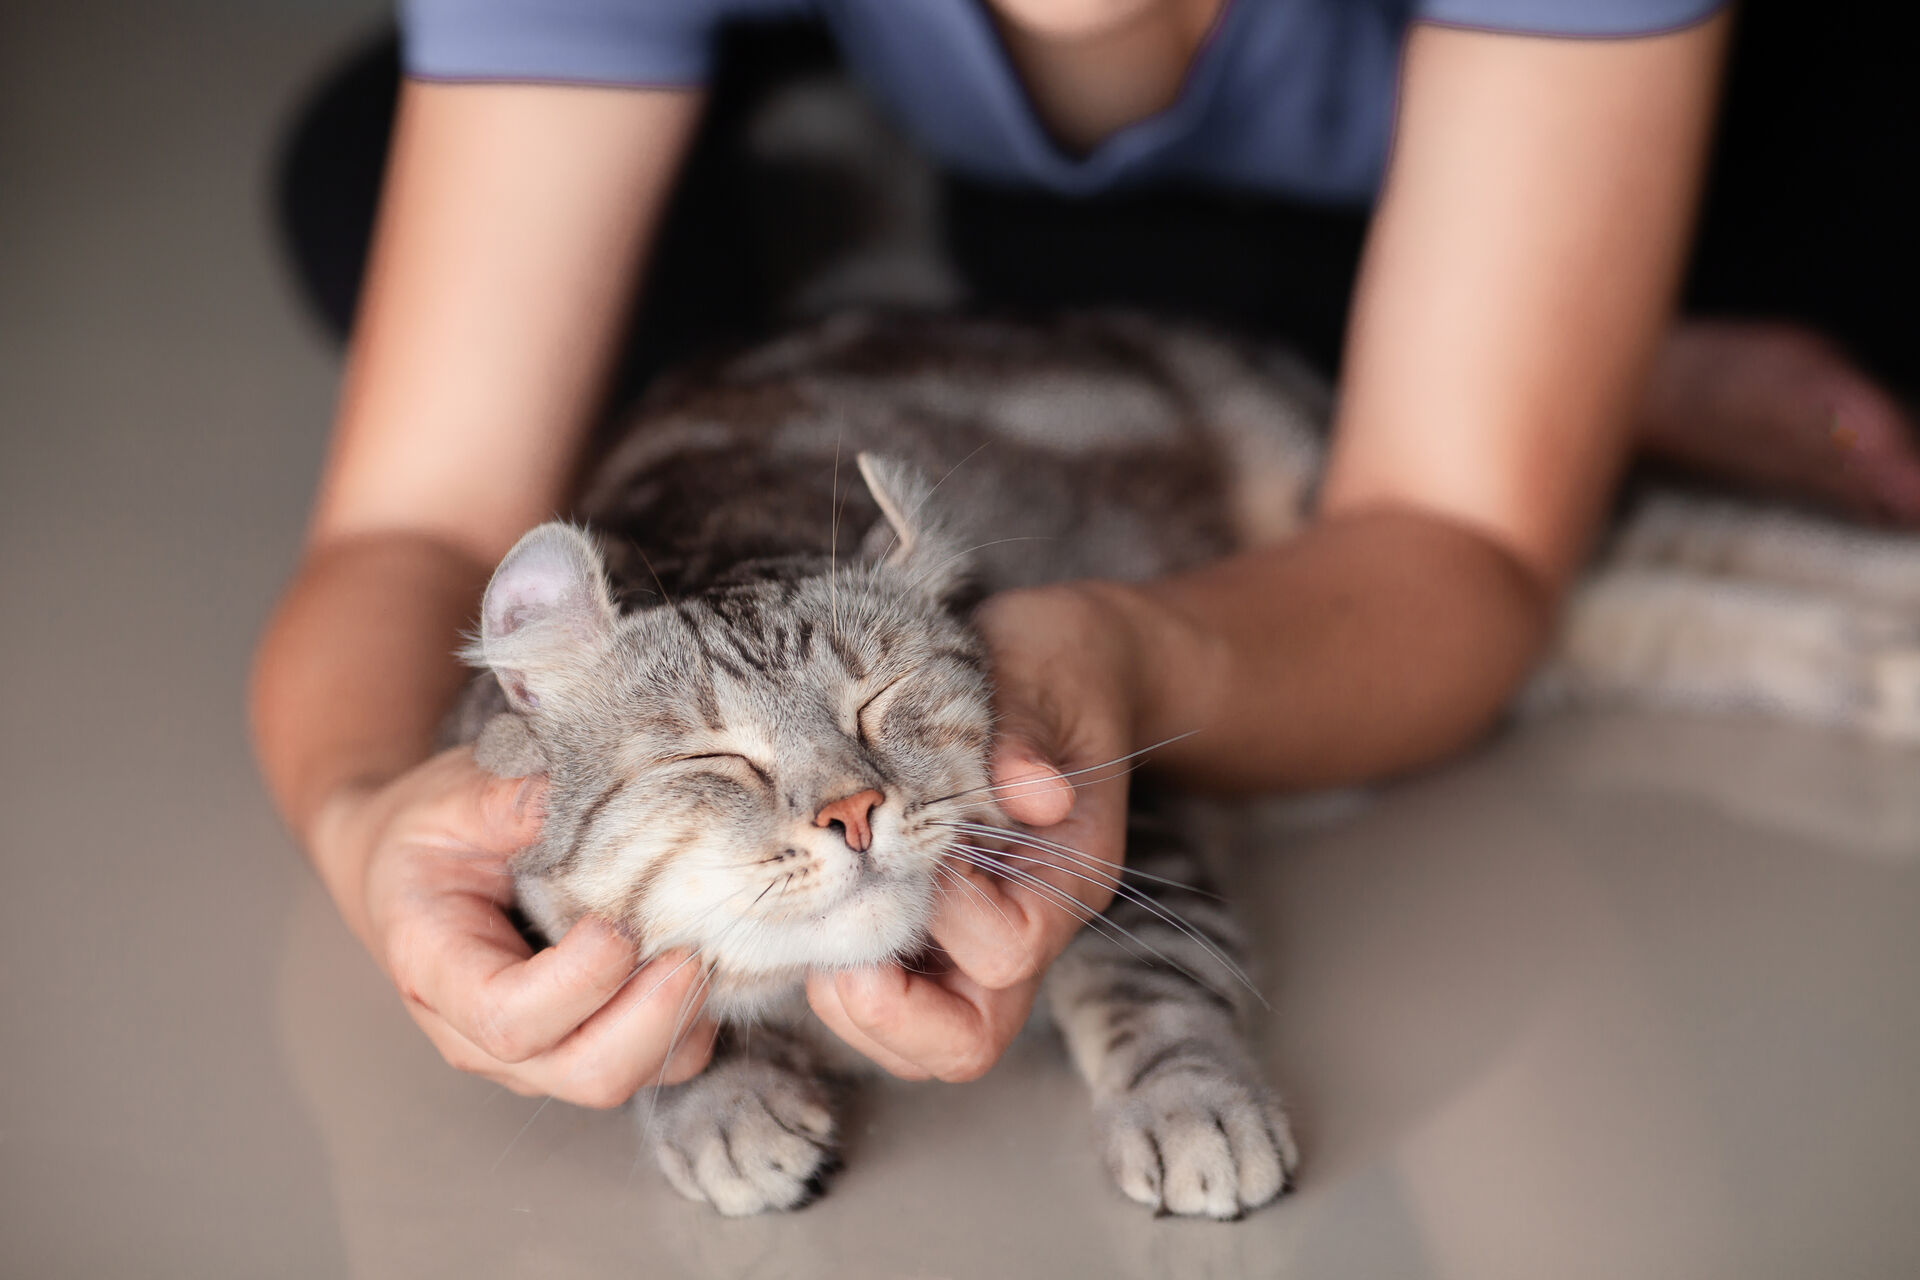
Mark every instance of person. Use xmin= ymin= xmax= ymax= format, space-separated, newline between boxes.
xmin=252 ymin=0 xmax=1920 ymax=1107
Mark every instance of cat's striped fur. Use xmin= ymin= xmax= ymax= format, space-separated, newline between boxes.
xmin=454 ymin=310 xmax=1920 ymax=1219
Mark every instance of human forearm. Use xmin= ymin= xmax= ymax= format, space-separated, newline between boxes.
xmin=259 ymin=81 xmax=703 ymax=836
xmin=314 ymin=81 xmax=702 ymax=551
xmin=261 ymin=80 xmax=699 ymax=896
xmin=1109 ymin=507 xmax=1550 ymax=792
xmin=241 ymin=80 xmax=727 ymax=1102
xmin=1325 ymin=19 xmax=1727 ymax=584
xmin=249 ymin=533 xmax=488 ymax=854
xmin=1110 ymin=19 xmax=1729 ymax=792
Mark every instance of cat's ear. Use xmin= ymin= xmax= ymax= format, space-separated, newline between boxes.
xmin=856 ymin=452 xmax=933 ymax=564
xmin=857 ymin=451 xmax=971 ymax=601
xmin=464 ymin=523 xmax=616 ymax=713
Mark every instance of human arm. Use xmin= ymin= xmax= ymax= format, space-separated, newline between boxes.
xmin=809 ymin=15 xmax=1730 ymax=1077
xmin=250 ymin=79 xmax=717 ymax=1103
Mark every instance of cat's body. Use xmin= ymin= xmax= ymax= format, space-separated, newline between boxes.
xmin=454 ymin=310 xmax=1920 ymax=1219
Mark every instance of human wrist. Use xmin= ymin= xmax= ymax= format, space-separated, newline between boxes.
xmin=1075 ymin=578 xmax=1228 ymax=759
xmin=302 ymin=774 xmax=392 ymax=948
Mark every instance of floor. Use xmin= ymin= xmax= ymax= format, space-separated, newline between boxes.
xmin=4 ymin=4 xmax=1918 ymax=1278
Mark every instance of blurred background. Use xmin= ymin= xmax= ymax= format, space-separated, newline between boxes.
xmin=3 ymin=3 xmax=1918 ymax=1277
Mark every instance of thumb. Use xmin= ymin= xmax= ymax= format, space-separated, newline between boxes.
xmin=470 ymin=769 xmax=549 ymax=851
xmin=989 ymin=738 xmax=1073 ymax=828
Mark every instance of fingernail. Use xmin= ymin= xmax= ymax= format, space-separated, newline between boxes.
xmin=995 ymin=757 xmax=1059 ymax=786
xmin=996 ymin=745 xmax=1036 ymax=765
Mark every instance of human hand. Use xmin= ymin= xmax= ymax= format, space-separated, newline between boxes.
xmin=807 ymin=583 xmax=1151 ymax=1081
xmin=312 ymin=747 xmax=717 ymax=1106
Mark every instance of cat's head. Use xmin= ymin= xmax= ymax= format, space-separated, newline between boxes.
xmin=463 ymin=454 xmax=997 ymax=989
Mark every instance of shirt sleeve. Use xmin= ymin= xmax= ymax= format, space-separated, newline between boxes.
xmin=400 ymin=0 xmax=806 ymax=87
xmin=1412 ymin=0 xmax=1729 ymax=37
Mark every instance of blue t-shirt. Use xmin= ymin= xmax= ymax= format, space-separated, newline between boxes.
xmin=401 ymin=0 xmax=1726 ymax=205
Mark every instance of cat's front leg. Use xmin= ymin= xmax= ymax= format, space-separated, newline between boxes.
xmin=1044 ymin=819 xmax=1297 ymax=1220
xmin=645 ymin=1023 xmax=842 ymax=1216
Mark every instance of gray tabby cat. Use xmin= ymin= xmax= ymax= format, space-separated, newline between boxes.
xmin=453 ymin=310 xmax=1920 ymax=1220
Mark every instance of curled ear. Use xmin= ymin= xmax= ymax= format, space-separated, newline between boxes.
xmin=857 ymin=451 xmax=971 ymax=601
xmin=463 ymin=523 xmax=616 ymax=712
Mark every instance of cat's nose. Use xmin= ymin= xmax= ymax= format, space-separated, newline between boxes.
xmin=814 ymin=788 xmax=884 ymax=853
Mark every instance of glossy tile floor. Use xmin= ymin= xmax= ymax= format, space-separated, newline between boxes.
xmin=5 ymin=5 xmax=1918 ymax=1277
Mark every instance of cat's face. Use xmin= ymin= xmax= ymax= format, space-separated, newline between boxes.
xmin=467 ymin=458 xmax=996 ymax=988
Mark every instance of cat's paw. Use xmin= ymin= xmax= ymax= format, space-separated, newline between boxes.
xmin=1099 ymin=1073 xmax=1298 ymax=1220
xmin=648 ymin=1057 xmax=840 ymax=1216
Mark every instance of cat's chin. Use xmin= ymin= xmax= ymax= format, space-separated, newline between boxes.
xmin=724 ymin=906 xmax=929 ymax=976
xmin=691 ymin=877 xmax=934 ymax=1021
xmin=701 ymin=937 xmax=928 ymax=1026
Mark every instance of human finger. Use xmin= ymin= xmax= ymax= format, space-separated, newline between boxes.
xmin=933 ymin=853 xmax=1122 ymax=992
xmin=810 ymin=965 xmax=1036 ymax=1083
xmin=390 ymin=909 xmax=641 ymax=1064
xmin=988 ymin=744 xmax=1074 ymax=827
xmin=453 ymin=765 xmax=549 ymax=854
xmin=926 ymin=860 xmax=1045 ymax=989
xmin=519 ymin=950 xmax=720 ymax=1104
xmin=409 ymin=949 xmax=718 ymax=1105
xmin=932 ymin=775 xmax=1127 ymax=989
xmin=804 ymin=968 xmax=931 ymax=1080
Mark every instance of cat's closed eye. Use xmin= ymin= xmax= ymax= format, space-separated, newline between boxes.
xmin=854 ymin=676 xmax=910 ymax=742
xmin=664 ymin=752 xmax=771 ymax=787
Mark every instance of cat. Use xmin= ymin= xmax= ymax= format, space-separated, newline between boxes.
xmin=450 ymin=309 xmax=1920 ymax=1220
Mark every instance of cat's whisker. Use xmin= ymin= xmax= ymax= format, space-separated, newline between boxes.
xmin=947 ymin=844 xmax=1261 ymax=1008
xmin=568 ymin=880 xmax=774 ymax=1133
xmin=948 ymin=843 xmax=1261 ymax=1003
xmin=633 ymin=542 xmax=674 ymax=608
xmin=945 ymin=849 xmax=1106 ymax=936
xmin=607 ymin=880 xmax=762 ymax=1014
xmin=937 ymin=771 xmax=1149 ymax=821
xmin=948 ymin=839 xmax=1233 ymax=955
xmin=829 ymin=433 xmax=843 ymax=635
xmin=941 ymin=826 xmax=1134 ymax=890
xmin=490 ymin=1094 xmax=556 ymax=1174
xmin=623 ymin=946 xmax=703 ymax=1010
xmin=922 ymin=731 xmax=1199 ymax=809
xmin=949 ymin=856 xmax=1246 ymax=1013
xmin=934 ymin=862 xmax=1037 ymax=972
xmin=988 ymin=732 xmax=1197 ymax=791
xmin=944 ymin=847 xmax=1205 ymax=984
xmin=926 ymin=762 xmax=1141 ymax=810
xmin=903 ymin=535 xmax=1053 ymax=596
xmin=633 ymin=949 xmax=727 ymax=1174
xmin=935 ymin=762 xmax=1150 ymax=816
xmin=629 ymin=872 xmax=788 ymax=1167
xmin=931 ymin=820 xmax=1224 ymax=901
xmin=623 ymin=951 xmax=703 ymax=1187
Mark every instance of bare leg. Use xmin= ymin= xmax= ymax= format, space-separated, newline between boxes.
xmin=1637 ymin=320 xmax=1920 ymax=525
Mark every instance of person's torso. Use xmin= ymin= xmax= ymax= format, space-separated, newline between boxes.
xmin=402 ymin=0 xmax=1726 ymax=204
